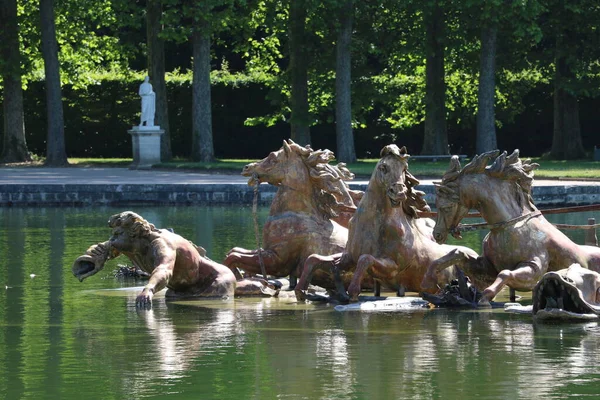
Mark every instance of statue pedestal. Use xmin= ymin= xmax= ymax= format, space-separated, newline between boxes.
xmin=128 ymin=126 xmax=164 ymax=169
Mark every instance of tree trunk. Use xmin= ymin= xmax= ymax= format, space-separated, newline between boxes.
xmin=335 ymin=0 xmax=356 ymax=163
xmin=550 ymin=37 xmax=585 ymax=160
xmin=191 ymin=25 xmax=214 ymax=162
xmin=0 ymin=0 xmax=31 ymax=163
xmin=476 ymin=22 xmax=498 ymax=154
xmin=288 ymin=0 xmax=311 ymax=145
xmin=147 ymin=0 xmax=172 ymax=161
xmin=421 ymin=2 xmax=448 ymax=155
xmin=40 ymin=0 xmax=68 ymax=166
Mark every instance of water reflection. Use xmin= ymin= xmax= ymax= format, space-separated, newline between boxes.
xmin=0 ymin=206 xmax=599 ymax=400
xmin=316 ymin=329 xmax=355 ymax=399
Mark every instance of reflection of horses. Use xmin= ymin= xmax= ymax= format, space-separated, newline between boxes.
xmin=296 ymin=145 xmax=479 ymax=301
xmin=422 ymin=150 xmax=600 ymax=302
xmin=224 ymin=140 xmax=363 ymax=288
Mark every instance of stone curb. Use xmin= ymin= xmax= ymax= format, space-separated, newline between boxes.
xmin=1 ymin=182 xmax=599 ymax=207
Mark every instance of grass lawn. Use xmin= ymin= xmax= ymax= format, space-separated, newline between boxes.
xmin=61 ymin=156 xmax=600 ymax=180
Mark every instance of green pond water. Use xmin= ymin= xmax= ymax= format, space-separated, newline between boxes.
xmin=1 ymin=206 xmax=599 ymax=400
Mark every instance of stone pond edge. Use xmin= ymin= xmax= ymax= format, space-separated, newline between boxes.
xmin=1 ymin=182 xmax=599 ymax=207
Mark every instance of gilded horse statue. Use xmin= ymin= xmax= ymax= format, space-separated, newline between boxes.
xmin=224 ymin=139 xmax=364 ymax=289
xmin=295 ymin=145 xmax=480 ymax=302
xmin=421 ymin=150 xmax=600 ymax=303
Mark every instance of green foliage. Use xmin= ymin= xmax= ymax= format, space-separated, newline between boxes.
xmin=13 ymin=0 xmax=137 ymax=89
xmin=161 ymin=0 xmax=243 ymax=43
xmin=3 ymin=0 xmax=600 ymax=160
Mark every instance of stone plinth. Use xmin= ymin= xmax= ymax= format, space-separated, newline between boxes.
xmin=128 ymin=126 xmax=164 ymax=169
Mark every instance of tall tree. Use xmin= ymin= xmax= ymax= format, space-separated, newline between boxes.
xmin=147 ymin=0 xmax=172 ymax=161
xmin=335 ymin=0 xmax=356 ymax=163
xmin=288 ymin=0 xmax=311 ymax=145
xmin=162 ymin=0 xmax=241 ymax=162
xmin=40 ymin=0 xmax=68 ymax=166
xmin=192 ymin=15 xmax=214 ymax=162
xmin=0 ymin=0 xmax=31 ymax=163
xmin=475 ymin=16 xmax=498 ymax=154
xmin=421 ymin=1 xmax=448 ymax=155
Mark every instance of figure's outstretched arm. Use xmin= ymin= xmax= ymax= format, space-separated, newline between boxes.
xmin=136 ymin=240 xmax=175 ymax=308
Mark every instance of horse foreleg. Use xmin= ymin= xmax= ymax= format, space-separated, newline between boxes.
xmin=581 ymin=245 xmax=600 ymax=273
xmin=421 ymin=248 xmax=476 ymax=289
xmin=480 ymin=256 xmax=546 ymax=303
xmin=223 ymin=248 xmax=283 ymax=278
xmin=347 ymin=255 xmax=396 ymax=302
xmin=421 ymin=247 xmax=497 ymax=292
xmin=226 ymin=247 xmax=259 ymax=256
xmin=295 ymin=253 xmax=343 ymax=301
xmin=224 ymin=247 xmax=259 ymax=279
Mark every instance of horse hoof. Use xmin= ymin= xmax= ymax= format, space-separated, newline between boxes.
xmin=336 ymin=291 xmax=350 ymax=303
xmin=294 ymin=289 xmax=306 ymax=301
xmin=478 ymin=297 xmax=492 ymax=308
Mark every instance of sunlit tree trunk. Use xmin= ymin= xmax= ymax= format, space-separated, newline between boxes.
xmin=288 ymin=0 xmax=311 ymax=145
xmin=335 ymin=0 xmax=356 ymax=163
xmin=147 ymin=0 xmax=172 ymax=161
xmin=40 ymin=0 xmax=68 ymax=166
xmin=0 ymin=0 xmax=31 ymax=163
xmin=421 ymin=1 xmax=448 ymax=155
xmin=476 ymin=22 xmax=498 ymax=154
xmin=191 ymin=24 xmax=215 ymax=162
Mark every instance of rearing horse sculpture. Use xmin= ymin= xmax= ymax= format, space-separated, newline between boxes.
xmin=224 ymin=139 xmax=364 ymax=289
xmin=421 ymin=149 xmax=600 ymax=303
xmin=295 ymin=145 xmax=480 ymax=302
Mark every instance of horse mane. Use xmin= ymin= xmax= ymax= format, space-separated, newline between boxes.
xmin=380 ymin=144 xmax=431 ymax=219
xmin=285 ymin=140 xmax=355 ymax=220
xmin=439 ymin=149 xmax=539 ymax=209
xmin=404 ymin=170 xmax=431 ymax=218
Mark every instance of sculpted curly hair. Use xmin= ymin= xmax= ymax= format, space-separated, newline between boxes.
xmin=438 ymin=149 xmax=539 ymax=211
xmin=284 ymin=140 xmax=356 ymax=220
xmin=108 ymin=211 xmax=157 ymax=238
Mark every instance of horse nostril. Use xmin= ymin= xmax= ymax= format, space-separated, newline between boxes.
xmin=389 ymin=183 xmax=406 ymax=194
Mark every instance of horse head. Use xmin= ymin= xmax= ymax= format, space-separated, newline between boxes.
xmin=242 ymin=139 xmax=306 ymax=187
xmin=433 ymin=149 xmax=540 ymax=243
xmin=373 ymin=145 xmax=410 ymax=208
xmin=432 ymin=155 xmax=471 ymax=243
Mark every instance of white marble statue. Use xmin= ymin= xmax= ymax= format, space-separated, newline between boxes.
xmin=139 ymin=76 xmax=156 ymax=127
